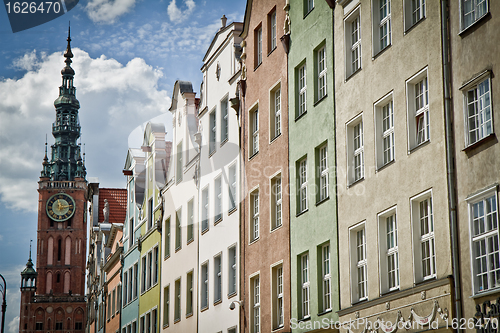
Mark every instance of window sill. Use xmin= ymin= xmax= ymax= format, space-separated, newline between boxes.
xmin=295 ymin=111 xmax=307 ymax=122
xmin=220 ymin=138 xmax=228 ymax=148
xmin=316 ymin=196 xmax=329 ymax=207
xmin=414 ymin=275 xmax=436 ymax=286
xmin=351 ymin=298 xmax=369 ymax=306
xmin=272 ymin=325 xmax=285 ymax=332
xmin=303 ymin=7 xmax=314 ymax=19
xmin=214 ymin=299 xmax=222 ymax=306
xmin=376 ymin=159 xmax=395 ymax=173
xmin=254 ymin=62 xmax=262 ymax=72
xmin=249 ymin=151 xmax=259 ymax=161
xmin=174 ymin=318 xmax=181 ymax=324
xmin=471 ymin=287 xmax=500 ymax=299
xmin=270 ymin=224 xmax=283 ymax=234
xmin=318 ymin=309 xmax=332 ymax=317
xmin=201 ymin=227 xmax=209 ymax=235
xmin=227 ymin=291 xmax=238 ymax=299
xmin=175 ymin=246 xmax=182 ymax=253
xmin=372 ymin=44 xmax=391 ymax=60
xmin=298 ymin=316 xmax=311 ymax=323
xmin=209 ymin=149 xmax=216 ymax=158
xmin=463 ymin=133 xmax=496 ymax=153
xmin=459 ymin=12 xmax=490 ymax=37
xmin=186 ymin=312 xmax=193 ymax=318
xmin=187 ymin=237 xmax=194 ymax=245
xmin=228 ymin=207 xmax=237 ymax=216
xmin=314 ymin=94 xmax=327 ymax=107
xmin=214 ymin=217 xmax=223 ymax=226
xmin=249 ymin=237 xmax=260 ymax=245
xmin=267 ymin=46 xmax=277 ymax=57
xmin=164 ymin=254 xmax=170 ymax=261
xmin=200 ymin=305 xmax=209 ymax=312
xmin=163 ymin=324 xmax=169 ymax=329
xmin=345 ymin=67 xmax=362 ymax=82
xmin=296 ymin=208 xmax=309 ymax=218
xmin=404 ymin=17 xmax=426 ymax=35
xmin=408 ymin=139 xmax=430 ymax=154
xmin=379 ymin=287 xmax=401 ymax=297
xmin=270 ymin=133 xmax=282 ymax=145
xmin=348 ymin=177 xmax=364 ymax=188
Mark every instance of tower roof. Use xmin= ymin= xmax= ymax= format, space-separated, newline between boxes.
xmin=21 ymin=242 xmax=37 ymax=278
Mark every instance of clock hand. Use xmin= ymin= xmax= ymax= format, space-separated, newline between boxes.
xmin=60 ymin=204 xmax=70 ymax=209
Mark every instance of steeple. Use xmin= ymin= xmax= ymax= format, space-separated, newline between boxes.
xmin=42 ymin=25 xmax=86 ymax=181
xmin=20 ymin=240 xmax=37 ymax=290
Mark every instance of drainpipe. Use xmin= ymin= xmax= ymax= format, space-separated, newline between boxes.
xmin=441 ymin=0 xmax=463 ymax=328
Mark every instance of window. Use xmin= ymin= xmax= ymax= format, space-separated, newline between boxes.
xmin=221 ymin=98 xmax=228 ymax=143
xmin=269 ymin=10 xmax=277 ymax=52
xmin=112 ymin=288 xmax=116 ymax=315
xmin=300 ymin=253 xmax=310 ymax=318
xmin=404 ymin=0 xmax=425 ymax=30
xmin=56 ymin=322 xmax=63 ymax=330
xmin=461 ymin=0 xmax=488 ymax=30
xmin=297 ymin=158 xmax=308 ymax=213
xmin=271 ymin=175 xmax=282 ymax=230
xmin=123 ymin=271 xmax=128 ymax=305
xmin=320 ymin=244 xmax=331 ymax=312
xmin=250 ymin=107 xmax=259 ymax=156
xmin=251 ymin=190 xmax=259 ymax=242
xmin=147 ymin=251 xmax=153 ymax=289
xmin=345 ymin=8 xmax=361 ymax=78
xmin=163 ymin=285 xmax=169 ymax=327
xmin=272 ymin=264 xmax=284 ymax=329
xmin=373 ymin=0 xmax=391 ymax=55
xmin=175 ymin=209 xmax=181 ymax=251
xmin=210 ymin=110 xmax=216 ymax=155
xmin=146 ymin=312 xmax=150 ymax=333
xmin=350 ymin=223 xmax=367 ymax=302
xmin=463 ymin=75 xmax=492 ymax=146
xmin=214 ymin=254 xmax=222 ymax=303
xmin=270 ymin=85 xmax=281 ymax=140
xmin=133 ymin=263 xmax=138 ymax=298
xmin=469 ymin=187 xmax=499 ymax=294
xmin=164 ymin=217 xmax=170 ymax=258
xmin=36 ymin=322 xmax=43 ymax=330
xmin=378 ymin=207 xmax=399 ymax=293
xmin=153 ymin=247 xmax=159 ymax=285
xmin=316 ymin=46 xmax=327 ymax=101
xmin=176 ymin=141 xmax=182 ymax=183
xmin=202 ymin=187 xmax=209 ymax=232
xmin=215 ymin=176 xmax=222 ymax=222
xmin=187 ymin=199 xmax=194 ymax=242
xmin=129 ymin=217 xmax=134 ymax=245
xmin=186 ymin=271 xmax=193 ymax=315
xmin=297 ymin=64 xmax=307 ymax=117
xmin=228 ymin=246 xmax=237 ymax=295
xmin=305 ymin=0 xmax=314 ymax=15
xmin=152 ymin=309 xmax=157 ymax=333
xmin=316 ymin=144 xmax=328 ymax=202
xmin=255 ymin=26 xmax=262 ymax=67
xmin=251 ymin=276 xmax=260 ymax=333
xmin=174 ymin=279 xmax=181 ymax=322
xmin=117 ymin=285 xmax=121 ymax=311
xmin=140 ymin=316 xmax=144 ymax=333
xmin=148 ymin=198 xmax=154 ymax=230
xmin=108 ymin=294 xmax=111 ymax=320
xmin=141 ymin=256 xmax=147 ymax=293
xmin=347 ymin=115 xmax=364 ymax=184
xmin=229 ymin=165 xmax=237 ymax=211
xmin=375 ymin=93 xmax=394 ymax=168
xmin=201 ymin=262 xmax=209 ymax=309
xmin=411 ymin=190 xmax=436 ymax=282
xmin=406 ymin=69 xmax=429 ymax=151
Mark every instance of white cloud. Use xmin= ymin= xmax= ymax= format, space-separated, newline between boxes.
xmin=10 ymin=50 xmax=46 ymax=71
xmin=85 ymin=0 xmax=137 ymax=24
xmin=167 ymin=0 xmax=196 ymax=24
xmin=8 ymin=316 xmax=19 ymax=333
xmin=0 ymin=49 xmax=171 ymax=212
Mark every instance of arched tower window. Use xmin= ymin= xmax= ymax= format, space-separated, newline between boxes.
xmin=46 ymin=272 xmax=52 ymax=294
xmin=64 ymin=271 xmax=70 ymax=293
xmin=57 ymin=238 xmax=62 ymax=261
xmin=47 ymin=237 xmax=54 ymax=265
xmin=65 ymin=237 xmax=71 ymax=265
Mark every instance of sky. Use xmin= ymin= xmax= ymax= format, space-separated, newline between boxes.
xmin=0 ymin=1 xmax=245 ymax=331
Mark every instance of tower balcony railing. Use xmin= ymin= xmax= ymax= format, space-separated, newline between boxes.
xmin=52 ymin=124 xmax=81 ymax=133
xmin=39 ymin=180 xmax=87 ymax=189
xmin=33 ymin=295 xmax=86 ymax=303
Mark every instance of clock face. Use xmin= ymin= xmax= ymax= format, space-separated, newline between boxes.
xmin=46 ymin=193 xmax=76 ymax=222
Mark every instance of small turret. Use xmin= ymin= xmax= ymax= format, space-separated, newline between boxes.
xmin=20 ymin=241 xmax=37 ymax=290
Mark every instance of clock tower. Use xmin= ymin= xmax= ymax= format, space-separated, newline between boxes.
xmin=19 ymin=27 xmax=87 ymax=332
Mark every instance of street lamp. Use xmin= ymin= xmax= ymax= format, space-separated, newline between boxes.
xmin=0 ymin=273 xmax=7 ymax=333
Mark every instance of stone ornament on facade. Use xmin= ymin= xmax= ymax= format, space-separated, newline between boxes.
xmin=346 ymin=301 xmax=448 ymax=333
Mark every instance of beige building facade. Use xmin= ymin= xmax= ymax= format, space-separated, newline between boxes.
xmin=334 ymin=0 xmax=456 ymax=331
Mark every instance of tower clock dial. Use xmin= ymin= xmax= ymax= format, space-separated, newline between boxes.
xmin=46 ymin=193 xmax=76 ymax=221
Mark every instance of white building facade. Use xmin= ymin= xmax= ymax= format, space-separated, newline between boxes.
xmin=197 ymin=19 xmax=243 ymax=333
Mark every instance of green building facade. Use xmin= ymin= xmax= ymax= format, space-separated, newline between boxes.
xmin=287 ymin=1 xmax=339 ymax=331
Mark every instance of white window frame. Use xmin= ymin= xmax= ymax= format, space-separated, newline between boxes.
xmin=176 ymin=141 xmax=183 ymax=183
xmin=221 ymin=98 xmax=229 ymax=143
xmin=270 ymin=10 xmax=277 ymax=51
xmin=372 ymin=0 xmax=391 ymax=55
xmin=344 ymin=7 xmax=361 ymax=79
xmin=461 ymin=72 xmax=493 ymax=147
xmin=298 ymin=158 xmax=308 ymax=213
xmin=298 ymin=63 xmax=307 ymax=117
xmin=256 ymin=26 xmax=262 ymax=67
xmin=175 ymin=208 xmax=182 ymax=251
xmin=467 ymin=185 xmax=499 ymax=295
xmin=209 ymin=109 xmax=217 ymax=155
xmin=250 ymin=106 xmax=259 ymax=156
xmin=251 ymin=274 xmax=260 ymax=333
xmin=174 ymin=279 xmax=181 ymax=322
xmin=271 ymin=262 xmax=284 ymax=329
xmin=251 ymin=189 xmax=260 ymax=242
xmin=378 ymin=206 xmax=399 ymax=293
xmin=411 ymin=189 xmax=436 ymax=283
xmin=317 ymin=144 xmax=329 ymax=202
xmin=317 ymin=46 xmax=327 ymax=101
xmin=228 ymin=245 xmax=237 ymax=296
xmin=186 ymin=270 xmax=193 ymax=316
xmin=321 ymin=243 xmax=331 ymax=312
xmin=201 ymin=262 xmax=209 ymax=310
xmin=270 ymin=83 xmax=281 ymax=140
xmin=404 ymin=0 xmax=425 ymax=31
xmin=187 ymin=199 xmax=194 ymax=242
xmin=163 ymin=285 xmax=169 ymax=328
xmin=164 ymin=216 xmax=171 ymax=258
xmin=271 ymin=173 xmax=282 ymax=230
xmin=374 ymin=92 xmax=395 ymax=169
xmin=300 ymin=253 xmax=310 ymax=319
xmin=350 ymin=222 xmax=367 ymax=303
xmin=214 ymin=175 xmax=222 ymax=222
xmin=305 ymin=0 xmax=314 ymax=15
xmin=214 ymin=253 xmax=222 ymax=303
xmin=460 ymin=0 xmax=488 ymax=31
xmin=201 ymin=186 xmax=209 ymax=233
xmin=228 ymin=164 xmax=237 ymax=211
xmin=406 ymin=68 xmax=429 ymax=152
xmin=346 ymin=114 xmax=364 ymax=185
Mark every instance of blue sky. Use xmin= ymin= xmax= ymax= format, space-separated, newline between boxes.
xmin=0 ymin=0 xmax=245 ymax=331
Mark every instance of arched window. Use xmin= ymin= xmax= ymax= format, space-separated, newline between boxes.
xmin=47 ymin=237 xmax=54 ymax=265
xmin=46 ymin=272 xmax=52 ymax=294
xmin=65 ymin=237 xmax=71 ymax=265
xmin=57 ymin=238 xmax=62 ymax=261
xmin=64 ymin=272 xmax=70 ymax=293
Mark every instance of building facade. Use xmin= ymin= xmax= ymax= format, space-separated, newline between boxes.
xmin=19 ymin=29 xmax=87 ymax=333
xmin=287 ymin=0 xmax=339 ymax=331
xmin=197 ymin=17 xmax=243 ymax=333
xmin=334 ymin=0 xmax=455 ymax=331
xmin=160 ymin=81 xmax=199 ymax=332
xmin=240 ymin=0 xmax=291 ymax=331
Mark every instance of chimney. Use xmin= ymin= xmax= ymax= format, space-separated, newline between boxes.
xmin=221 ymin=15 xmax=227 ymax=29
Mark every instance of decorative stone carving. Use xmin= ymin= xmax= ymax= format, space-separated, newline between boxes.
xmin=421 ymin=291 xmax=426 ymax=300
xmin=385 ymin=302 xmax=390 ymax=310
